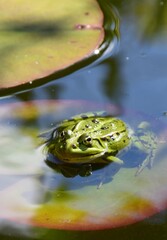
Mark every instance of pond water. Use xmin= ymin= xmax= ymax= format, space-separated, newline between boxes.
xmin=0 ymin=0 xmax=167 ymax=239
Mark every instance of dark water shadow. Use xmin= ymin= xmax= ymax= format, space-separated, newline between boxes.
xmin=42 ymin=155 xmax=121 ymax=190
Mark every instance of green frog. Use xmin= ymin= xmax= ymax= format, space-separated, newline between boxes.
xmin=44 ymin=112 xmax=157 ymax=176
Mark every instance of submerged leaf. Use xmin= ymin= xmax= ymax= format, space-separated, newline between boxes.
xmin=0 ymin=100 xmax=167 ymax=230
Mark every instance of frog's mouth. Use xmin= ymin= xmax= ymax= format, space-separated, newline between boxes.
xmin=65 ymin=148 xmax=107 ymax=163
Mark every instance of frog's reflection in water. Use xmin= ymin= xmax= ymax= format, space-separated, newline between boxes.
xmin=43 ymin=153 xmax=121 ymax=189
xmin=42 ymin=143 xmax=153 ymax=190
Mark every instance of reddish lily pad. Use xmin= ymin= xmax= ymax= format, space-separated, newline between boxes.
xmin=0 ymin=0 xmax=104 ymax=91
xmin=0 ymin=100 xmax=167 ymax=230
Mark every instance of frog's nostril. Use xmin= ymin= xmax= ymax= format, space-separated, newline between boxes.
xmin=72 ymin=144 xmax=77 ymax=149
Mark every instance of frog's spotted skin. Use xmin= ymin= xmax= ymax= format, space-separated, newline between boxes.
xmin=44 ymin=112 xmax=157 ymax=175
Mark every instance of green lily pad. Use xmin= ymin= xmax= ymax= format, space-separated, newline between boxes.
xmin=0 ymin=0 xmax=104 ymax=91
xmin=0 ymin=100 xmax=167 ymax=230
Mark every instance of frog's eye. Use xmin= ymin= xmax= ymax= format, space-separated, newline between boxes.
xmin=83 ymin=136 xmax=92 ymax=146
xmin=78 ymin=134 xmax=92 ymax=146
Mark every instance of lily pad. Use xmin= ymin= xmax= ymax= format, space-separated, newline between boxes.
xmin=0 ymin=100 xmax=167 ymax=231
xmin=0 ymin=0 xmax=104 ymax=92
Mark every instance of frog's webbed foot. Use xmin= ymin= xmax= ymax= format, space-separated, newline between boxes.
xmin=135 ymin=155 xmax=153 ymax=176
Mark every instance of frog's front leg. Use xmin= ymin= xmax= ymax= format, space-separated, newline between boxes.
xmin=106 ymin=155 xmax=123 ymax=164
xmin=132 ymin=122 xmax=157 ymax=176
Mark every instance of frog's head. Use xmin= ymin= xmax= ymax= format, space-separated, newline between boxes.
xmin=55 ymin=133 xmax=107 ymax=163
xmin=44 ymin=129 xmax=101 ymax=162
xmin=46 ymin=116 xmax=130 ymax=163
xmin=60 ymin=129 xmax=130 ymax=163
